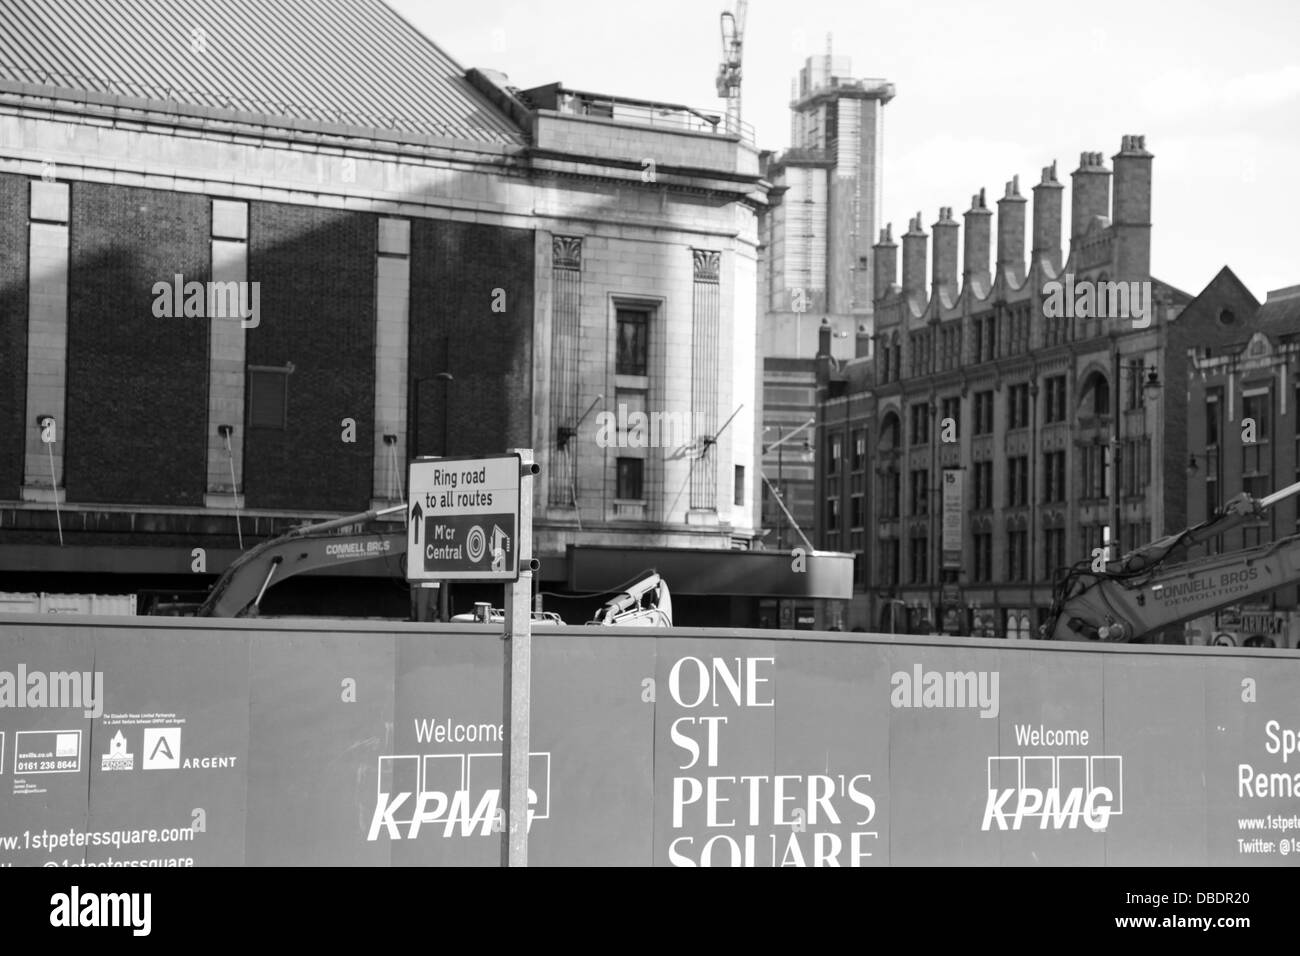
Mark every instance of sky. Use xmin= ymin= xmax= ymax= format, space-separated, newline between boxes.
xmin=392 ymin=0 xmax=1300 ymax=301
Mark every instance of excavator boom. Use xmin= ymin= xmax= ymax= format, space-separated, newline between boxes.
xmin=1045 ymin=478 xmax=1300 ymax=642
xmin=196 ymin=505 xmax=406 ymax=617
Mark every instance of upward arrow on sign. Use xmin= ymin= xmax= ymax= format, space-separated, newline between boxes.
xmin=410 ymin=501 xmax=423 ymax=543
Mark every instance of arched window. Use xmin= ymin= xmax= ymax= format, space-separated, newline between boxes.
xmin=1079 ymin=370 xmax=1110 ymax=417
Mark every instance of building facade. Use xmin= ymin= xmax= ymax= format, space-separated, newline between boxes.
xmin=0 ymin=0 xmax=852 ymax=624
xmin=814 ymin=136 xmax=1243 ymax=637
xmin=1185 ymin=281 xmax=1300 ymax=648
xmin=756 ymin=50 xmax=893 ymax=567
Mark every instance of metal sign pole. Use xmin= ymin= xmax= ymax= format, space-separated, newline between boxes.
xmin=501 ymin=449 xmax=538 ymax=866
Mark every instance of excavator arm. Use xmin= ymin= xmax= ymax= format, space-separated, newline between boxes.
xmin=1044 ymin=479 xmax=1300 ymax=642
xmin=587 ymin=572 xmax=673 ymax=627
xmin=196 ymin=505 xmax=407 ymax=617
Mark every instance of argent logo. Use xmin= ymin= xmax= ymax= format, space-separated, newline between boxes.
xmin=890 ymin=665 xmax=999 ymax=718
xmin=142 ymin=728 xmax=181 ymax=770
xmin=0 ymin=665 xmax=103 ymax=719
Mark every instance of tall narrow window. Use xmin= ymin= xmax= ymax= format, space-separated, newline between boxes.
xmin=615 ymin=309 xmax=649 ymax=375
xmin=248 ymin=366 xmax=290 ymax=430
xmin=617 ymin=458 xmax=644 ymax=500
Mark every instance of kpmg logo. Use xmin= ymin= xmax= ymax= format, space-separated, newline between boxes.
xmin=0 ymin=666 xmax=103 ymax=718
xmin=981 ymin=754 xmax=1123 ymax=832
xmin=151 ymin=273 xmax=260 ymax=328
xmin=890 ymin=665 xmax=999 ymax=718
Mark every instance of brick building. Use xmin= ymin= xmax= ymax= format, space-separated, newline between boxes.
xmin=1184 ymin=280 xmax=1300 ymax=647
xmin=0 ymin=0 xmax=851 ymax=623
xmin=812 ymin=135 xmax=1253 ymax=638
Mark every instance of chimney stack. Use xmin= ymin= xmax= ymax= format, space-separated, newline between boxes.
xmin=996 ymin=174 xmax=1027 ymax=284
xmin=1070 ymin=150 xmax=1111 ymax=242
xmin=1112 ymin=134 xmax=1153 ymax=279
xmin=931 ymin=206 xmax=959 ymax=302
xmin=872 ymin=223 xmax=898 ymax=303
xmin=963 ymin=188 xmax=992 ymax=291
xmin=817 ymin=317 xmax=832 ymax=358
xmin=1032 ymin=161 xmax=1064 ymax=275
xmin=901 ymin=212 xmax=928 ymax=300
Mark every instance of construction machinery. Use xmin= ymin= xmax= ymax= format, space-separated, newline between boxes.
xmin=451 ymin=572 xmax=673 ymax=627
xmin=188 ymin=504 xmax=407 ymax=618
xmin=716 ymin=1 xmax=747 ymax=132
xmin=587 ymin=571 xmax=673 ymax=627
xmin=168 ymin=503 xmax=672 ymax=625
xmin=1043 ymin=478 xmax=1300 ymax=642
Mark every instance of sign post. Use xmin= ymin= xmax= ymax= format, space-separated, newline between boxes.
xmin=407 ymin=451 xmax=537 ymax=866
xmin=501 ymin=449 xmax=538 ymax=867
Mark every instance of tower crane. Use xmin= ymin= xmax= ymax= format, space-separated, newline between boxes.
xmin=716 ymin=1 xmax=748 ymax=132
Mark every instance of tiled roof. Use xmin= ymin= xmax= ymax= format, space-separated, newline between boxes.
xmin=1259 ymin=286 xmax=1300 ymax=331
xmin=0 ymin=0 xmax=525 ymax=146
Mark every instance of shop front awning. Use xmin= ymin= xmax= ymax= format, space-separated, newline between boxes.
xmin=566 ymin=545 xmax=853 ymax=599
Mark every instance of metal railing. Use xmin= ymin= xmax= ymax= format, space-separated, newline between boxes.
xmin=551 ymin=88 xmax=755 ymax=145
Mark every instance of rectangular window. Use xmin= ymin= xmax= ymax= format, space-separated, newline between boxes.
xmin=827 ymin=434 xmax=842 ymax=475
xmin=615 ymin=309 xmax=649 ymax=375
xmin=852 ymin=429 xmax=866 ymax=471
xmin=1043 ymin=451 xmax=1066 ymax=503
xmin=1007 ymin=456 xmax=1029 ymax=507
xmin=1007 ymin=529 xmax=1028 ymax=581
xmin=248 ymin=366 xmax=289 ymax=429
xmin=910 ymin=532 xmax=929 ymax=584
xmin=882 ymin=469 xmax=900 ymax=519
xmin=1044 ymin=528 xmax=1066 ymax=580
xmin=880 ymin=538 xmax=900 ymax=587
xmin=910 ymin=403 xmax=930 ymax=445
xmin=851 ymin=494 xmax=865 ymax=528
xmin=973 ymin=460 xmax=993 ymax=510
xmin=973 ymin=391 xmax=994 ymax=435
xmin=1044 ymin=375 xmax=1067 ymax=423
xmin=734 ymin=466 xmax=745 ymax=506
xmin=1242 ymin=391 xmax=1271 ymax=442
xmin=973 ymin=530 xmax=992 ymax=583
xmin=616 ymin=457 xmax=644 ymax=500
xmin=940 ymin=396 xmax=960 ymax=440
xmin=1082 ymin=444 xmax=1109 ymax=499
xmin=1008 ymin=383 xmax=1030 ymax=430
xmin=827 ymin=496 xmax=840 ymax=532
xmin=910 ymin=468 xmax=929 ymax=515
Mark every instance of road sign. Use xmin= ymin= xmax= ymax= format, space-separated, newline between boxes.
xmin=407 ymin=454 xmax=521 ymax=581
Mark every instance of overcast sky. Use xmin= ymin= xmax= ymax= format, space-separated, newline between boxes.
xmin=393 ymin=0 xmax=1299 ymax=300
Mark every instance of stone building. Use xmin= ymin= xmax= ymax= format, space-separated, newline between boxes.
xmin=0 ymin=0 xmax=852 ymax=623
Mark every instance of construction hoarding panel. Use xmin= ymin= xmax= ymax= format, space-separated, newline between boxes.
xmin=1 ymin=616 xmax=1299 ymax=866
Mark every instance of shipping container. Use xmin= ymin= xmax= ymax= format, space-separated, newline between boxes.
xmin=0 ymin=592 xmax=137 ymax=615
